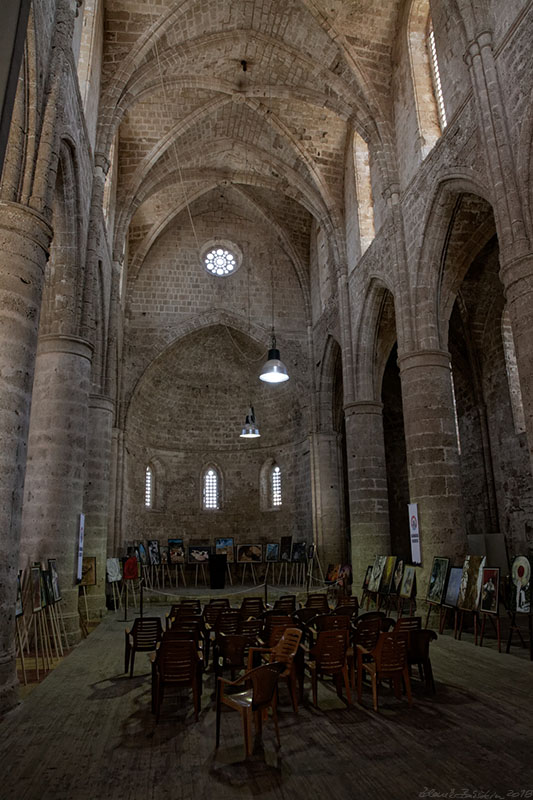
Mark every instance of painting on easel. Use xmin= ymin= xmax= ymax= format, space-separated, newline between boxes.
xmin=480 ymin=567 xmax=499 ymax=614
xmin=43 ymin=569 xmax=55 ymax=605
xmin=368 ymin=555 xmax=387 ymax=593
xmin=266 ymin=543 xmax=279 ymax=562
xmin=80 ymin=556 xmax=97 ymax=586
xmin=511 ymin=555 xmax=531 ymax=613
xmin=390 ymin=559 xmax=404 ymax=594
xmin=168 ymin=539 xmax=185 ymax=564
xmin=426 ymin=557 xmax=449 ymax=605
xmin=31 ymin=567 xmax=41 ymax=612
xmin=48 ymin=559 xmax=61 ymax=602
xmin=399 ymin=565 xmax=416 ymax=599
xmin=188 ymin=545 xmax=210 ymax=564
xmin=362 ymin=565 xmax=372 ymax=590
xmin=443 ymin=566 xmax=463 ymax=608
xmin=291 ymin=542 xmax=307 ymax=562
xmin=380 ymin=556 xmax=397 ymax=594
xmin=147 ymin=540 xmax=160 ymax=565
xmin=280 ymin=536 xmax=292 ymax=562
xmin=457 ymin=554 xmax=486 ymax=611
xmin=215 ymin=537 xmax=235 ymax=563
xmin=136 ymin=542 xmax=148 ymax=566
xmin=106 ymin=558 xmax=122 ymax=583
xmin=237 ymin=544 xmax=262 ymax=563
xmin=159 ymin=545 xmax=169 ymax=565
xmin=15 ymin=571 xmax=23 ymax=617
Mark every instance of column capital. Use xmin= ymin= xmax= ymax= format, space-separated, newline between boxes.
xmin=37 ymin=334 xmax=94 ymax=361
xmin=398 ymin=349 xmax=450 ymax=373
xmin=344 ymin=400 xmax=383 ymax=417
xmin=499 ymin=251 xmax=533 ymax=301
xmin=464 ymin=30 xmax=493 ymax=65
xmin=88 ymin=394 xmax=115 ymax=414
xmin=0 ymin=201 xmax=52 ymax=254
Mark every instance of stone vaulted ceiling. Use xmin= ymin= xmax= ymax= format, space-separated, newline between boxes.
xmin=100 ymin=0 xmax=401 ymax=273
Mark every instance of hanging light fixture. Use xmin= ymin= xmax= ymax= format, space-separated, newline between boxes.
xmin=240 ymin=406 xmax=260 ymax=438
xmin=260 ymin=332 xmax=289 ymax=383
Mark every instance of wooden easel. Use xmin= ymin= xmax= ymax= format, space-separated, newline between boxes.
xmin=241 ymin=563 xmax=257 ymax=585
xmin=425 ymin=601 xmax=444 ymax=630
xmin=506 ymin=611 xmax=532 ymax=659
xmin=227 ymin=563 xmax=233 ymax=585
xmin=110 ymin=580 xmax=121 ymax=611
xmin=15 ymin=616 xmax=27 ymax=685
xmin=277 ymin=561 xmax=289 ymax=586
xmin=194 ymin=564 xmax=207 ymax=587
xmin=479 ymin=611 xmax=501 ymax=652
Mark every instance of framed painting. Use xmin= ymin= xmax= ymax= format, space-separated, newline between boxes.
xmin=106 ymin=557 xmax=122 ymax=583
xmin=326 ymin=564 xmax=340 ymax=582
xmin=168 ymin=539 xmax=185 ymax=564
xmin=426 ymin=557 xmax=450 ymax=605
xmin=43 ymin=570 xmax=54 ymax=605
xmin=291 ymin=542 xmax=307 ymax=563
xmin=511 ymin=555 xmax=531 ymax=613
xmin=480 ymin=567 xmax=499 ymax=615
xmin=280 ymin=536 xmax=292 ymax=562
xmin=380 ymin=556 xmax=397 ymax=594
xmin=307 ymin=544 xmax=315 ymax=560
xmin=31 ymin=566 xmax=42 ymax=612
xmin=237 ymin=544 xmax=263 ymax=563
xmin=391 ymin=559 xmax=404 ymax=594
xmin=15 ymin=571 xmax=23 ymax=617
xmin=458 ymin=554 xmax=486 ymax=611
xmin=443 ymin=566 xmax=463 ymax=608
xmin=188 ymin=545 xmax=210 ymax=564
xmin=368 ymin=555 xmax=387 ymax=593
xmin=48 ymin=558 xmax=61 ymax=602
xmin=399 ymin=565 xmax=416 ymax=599
xmin=147 ymin=540 xmax=160 ymax=566
xmin=362 ymin=565 xmax=373 ymax=590
xmin=136 ymin=542 xmax=148 ymax=566
xmin=159 ymin=545 xmax=169 ymax=565
xmin=80 ymin=556 xmax=97 ymax=587
xmin=215 ymin=537 xmax=235 ymax=563
xmin=266 ymin=542 xmax=279 ymax=562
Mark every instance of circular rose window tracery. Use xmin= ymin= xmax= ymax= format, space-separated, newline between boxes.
xmin=201 ymin=240 xmax=242 ymax=278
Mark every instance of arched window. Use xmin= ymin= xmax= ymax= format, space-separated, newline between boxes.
xmin=502 ymin=307 xmax=526 ymax=435
xmin=353 ymin=132 xmax=375 ymax=256
xmin=144 ymin=465 xmax=154 ymax=509
xmin=408 ymin=1 xmax=445 ymax=158
xmin=203 ymin=467 xmax=220 ymax=510
xmin=271 ymin=465 xmax=282 ymax=507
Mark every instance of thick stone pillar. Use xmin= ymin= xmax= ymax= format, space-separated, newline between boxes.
xmin=398 ymin=350 xmax=466 ymax=588
xmin=311 ymin=431 xmax=345 ymax=568
xmin=20 ymin=334 xmax=92 ymax=644
xmin=0 ymin=202 xmax=52 ymax=712
xmin=83 ymin=394 xmax=114 ymax=621
xmin=345 ymin=401 xmax=391 ymax=591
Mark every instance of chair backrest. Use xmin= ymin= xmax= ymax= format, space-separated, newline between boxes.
xmin=214 ymin=609 xmax=240 ymax=637
xmin=262 ymin=611 xmax=294 ymax=646
xmin=237 ymin=617 xmax=264 ymax=641
xmin=332 ymin=604 xmax=358 ymax=620
xmin=249 ymin=662 xmax=285 ymax=710
xmin=305 ymin=593 xmax=330 ymax=612
xmin=315 ymin=614 xmax=351 ymax=632
xmin=406 ymin=629 xmax=437 ymax=662
xmin=293 ymin=607 xmax=319 ymax=627
xmin=270 ymin=627 xmax=302 ymax=665
xmin=178 ymin=599 xmax=201 ymax=613
xmin=158 ymin=639 xmax=200 ymax=682
xmin=374 ymin=633 xmax=408 ymax=674
xmin=312 ymin=629 xmax=349 ymax=671
xmin=336 ymin=595 xmax=359 ymax=610
xmin=239 ymin=598 xmax=265 ymax=618
xmin=131 ymin=617 xmax=163 ymax=648
xmin=203 ymin=600 xmax=230 ymax=627
xmin=352 ymin=616 xmax=382 ymax=651
xmin=394 ymin=616 xmax=422 ymax=634
xmin=273 ymin=595 xmax=296 ymax=613
xmin=357 ymin=611 xmax=385 ymax=622
xmin=219 ymin=634 xmax=247 ymax=667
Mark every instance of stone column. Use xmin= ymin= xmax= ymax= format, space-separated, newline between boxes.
xmin=344 ymin=401 xmax=391 ymax=590
xmin=83 ymin=394 xmax=115 ymax=621
xmin=311 ymin=431 xmax=345 ymax=568
xmin=0 ymin=202 xmax=52 ymax=713
xmin=398 ymin=350 xmax=466 ymax=588
xmin=20 ymin=334 xmax=92 ymax=644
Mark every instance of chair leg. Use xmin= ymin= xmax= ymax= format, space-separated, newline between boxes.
xmin=271 ymin=699 xmax=281 ymax=748
xmin=124 ymin=637 xmax=131 ymax=674
xmin=371 ymin=674 xmax=378 ymax=711
xmin=403 ymin=667 xmax=413 ymax=706
xmin=289 ymin=670 xmax=298 ymax=713
xmin=343 ymin=666 xmax=351 ymax=706
xmin=155 ymin=679 xmax=163 ymax=723
xmin=310 ymin=664 xmax=318 ymax=708
xmin=357 ymin=661 xmax=363 ymax=704
xmin=215 ymin=690 xmax=221 ymax=748
xmin=243 ymin=709 xmax=252 ymax=758
xmin=192 ymin=680 xmax=199 ymax=722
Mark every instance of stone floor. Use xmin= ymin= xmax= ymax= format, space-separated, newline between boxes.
xmin=1 ymin=604 xmax=532 ymax=800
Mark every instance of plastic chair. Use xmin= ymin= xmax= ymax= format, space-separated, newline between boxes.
xmin=216 ymin=662 xmax=285 ymax=758
xmin=273 ymin=595 xmax=297 ymax=613
xmin=406 ymin=629 xmax=437 ymax=692
xmin=124 ymin=617 xmax=163 ymax=676
xmin=247 ymin=627 xmax=303 ymax=711
xmin=356 ymin=632 xmax=413 ymax=711
xmin=307 ymin=628 xmax=352 ymax=708
xmin=239 ymin=597 xmax=265 ymax=619
xmin=305 ymin=593 xmax=330 ymax=613
xmin=351 ymin=616 xmax=383 ymax=689
xmin=151 ymin=639 xmax=203 ymax=722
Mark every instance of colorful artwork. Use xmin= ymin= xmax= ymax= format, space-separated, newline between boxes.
xmin=215 ymin=537 xmax=235 ymax=563
xmin=80 ymin=557 xmax=97 ymax=587
xmin=147 ymin=540 xmax=160 ymax=566
xmin=48 ymin=558 xmax=61 ymax=602
xmin=280 ymin=536 xmax=292 ymax=562
xmin=362 ymin=565 xmax=373 ymax=590
xmin=136 ymin=542 xmax=148 ymax=566
xmin=480 ymin=567 xmax=499 ymax=615
xmin=368 ymin=555 xmax=387 ymax=593
xmin=338 ymin=564 xmax=352 ymax=589
xmin=291 ymin=542 xmax=307 ymax=563
xmin=391 ymin=559 xmax=404 ymax=594
xmin=458 ymin=555 xmax=486 ymax=611
xmin=159 ymin=545 xmax=169 ymax=565
xmin=511 ymin=555 xmax=531 ymax=613
xmin=266 ymin=543 xmax=279 ymax=562
xmin=106 ymin=557 xmax=122 ymax=583
xmin=237 ymin=544 xmax=263 ymax=563
xmin=380 ymin=556 xmax=397 ymax=594
xmin=168 ymin=539 xmax=185 ymax=564
xmin=399 ymin=565 xmax=416 ymax=599
xmin=443 ymin=566 xmax=463 ymax=608
xmin=326 ymin=564 xmax=340 ymax=582
xmin=426 ymin=557 xmax=449 ymax=605
xmin=188 ymin=545 xmax=211 ymax=564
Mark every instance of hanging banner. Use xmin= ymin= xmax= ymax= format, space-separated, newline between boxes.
xmin=408 ymin=503 xmax=421 ymax=565
xmin=76 ymin=513 xmax=85 ymax=581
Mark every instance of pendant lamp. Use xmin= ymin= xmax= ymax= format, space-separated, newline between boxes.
xmin=260 ymin=333 xmax=289 ymax=383
xmin=240 ymin=406 xmax=260 ymax=438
